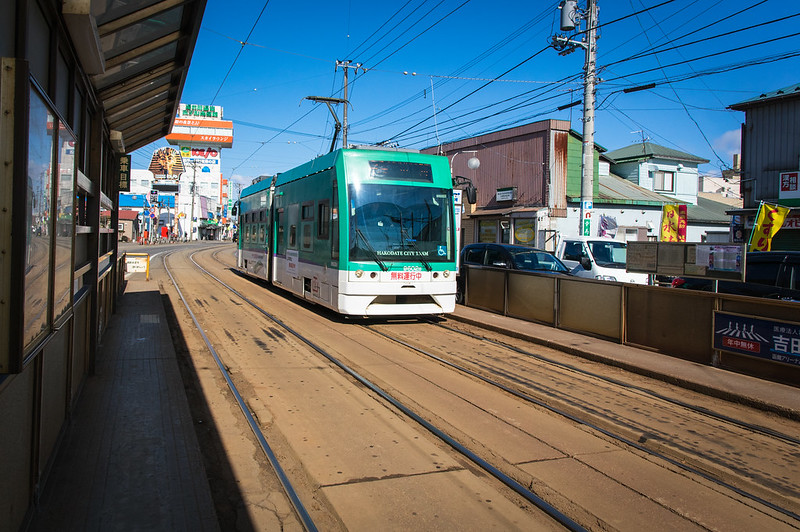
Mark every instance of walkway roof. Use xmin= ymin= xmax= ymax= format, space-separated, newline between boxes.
xmin=67 ymin=0 xmax=206 ymax=153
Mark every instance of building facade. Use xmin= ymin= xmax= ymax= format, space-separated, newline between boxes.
xmin=728 ymin=83 xmax=800 ymax=250
xmin=422 ymin=120 xmax=672 ymax=251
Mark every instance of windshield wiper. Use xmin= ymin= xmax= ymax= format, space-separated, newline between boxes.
xmin=398 ymin=226 xmax=432 ymax=271
xmin=355 ymin=229 xmax=388 ymax=271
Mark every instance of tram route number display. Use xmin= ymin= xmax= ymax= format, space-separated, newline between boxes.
xmin=713 ymin=311 xmax=800 ymax=367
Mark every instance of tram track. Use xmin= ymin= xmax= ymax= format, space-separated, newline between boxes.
xmin=165 ymin=244 xmax=800 ymax=530
xmin=363 ymin=322 xmax=800 ymax=522
xmin=159 ymin=246 xmax=584 ymax=530
xmin=184 ymin=247 xmax=586 ymax=530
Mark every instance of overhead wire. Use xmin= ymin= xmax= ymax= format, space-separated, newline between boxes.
xmin=209 ymin=1 xmax=272 ymax=106
xmin=626 ymin=0 xmax=728 ymax=169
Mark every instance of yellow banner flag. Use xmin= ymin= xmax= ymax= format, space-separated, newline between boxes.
xmin=660 ymin=204 xmax=687 ymax=242
xmin=748 ymin=202 xmax=790 ymax=251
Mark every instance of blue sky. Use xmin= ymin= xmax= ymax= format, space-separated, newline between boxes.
xmin=130 ymin=0 xmax=800 ymax=188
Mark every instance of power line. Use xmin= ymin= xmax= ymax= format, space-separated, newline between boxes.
xmin=210 ymin=1 xmax=272 ymax=106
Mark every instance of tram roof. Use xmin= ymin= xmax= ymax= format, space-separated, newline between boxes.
xmin=241 ymin=147 xmax=450 ymax=198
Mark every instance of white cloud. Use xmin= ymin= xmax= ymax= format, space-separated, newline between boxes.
xmin=713 ymin=129 xmax=741 ymax=163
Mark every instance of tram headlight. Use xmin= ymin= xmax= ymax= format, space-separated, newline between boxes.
xmin=355 ymin=269 xmax=364 ymax=278
xmin=443 ymin=270 xmax=450 ymax=278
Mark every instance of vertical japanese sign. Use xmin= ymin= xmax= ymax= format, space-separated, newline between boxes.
xmin=748 ymin=202 xmax=790 ymax=252
xmin=660 ymin=204 xmax=687 ymax=242
xmin=779 ymin=171 xmax=799 ymax=200
xmin=714 ymin=311 xmax=800 ymax=367
xmin=118 ymin=154 xmax=131 ymax=192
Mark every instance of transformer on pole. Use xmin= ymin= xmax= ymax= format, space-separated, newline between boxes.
xmin=552 ymin=0 xmax=598 ymax=237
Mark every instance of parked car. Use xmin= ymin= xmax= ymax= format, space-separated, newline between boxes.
xmin=457 ymin=243 xmax=572 ymax=303
xmin=671 ymin=251 xmax=800 ymax=300
xmin=554 ymin=236 xmax=650 ymax=284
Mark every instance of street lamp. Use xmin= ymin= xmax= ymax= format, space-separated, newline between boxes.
xmin=450 ymin=150 xmax=479 ymax=204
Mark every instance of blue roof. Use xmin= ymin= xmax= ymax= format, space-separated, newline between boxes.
xmin=119 ymin=193 xmax=175 ymax=208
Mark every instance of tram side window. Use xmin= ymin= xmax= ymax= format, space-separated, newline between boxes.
xmin=318 ymin=200 xmax=330 ymax=239
xmin=275 ymin=209 xmax=284 ymax=253
xmin=300 ymin=201 xmax=314 ymax=251
xmin=259 ymin=223 xmax=266 ymax=244
xmin=287 ymin=204 xmax=299 ymax=249
xmin=331 ymin=180 xmax=339 ymax=260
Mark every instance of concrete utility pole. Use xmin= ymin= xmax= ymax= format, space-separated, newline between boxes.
xmin=553 ymin=0 xmax=599 ymax=237
xmin=186 ymin=159 xmax=199 ymax=241
xmin=335 ymin=60 xmax=362 ymax=148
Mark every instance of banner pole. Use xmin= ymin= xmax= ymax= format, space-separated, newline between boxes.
xmin=746 ymin=201 xmax=763 ymax=251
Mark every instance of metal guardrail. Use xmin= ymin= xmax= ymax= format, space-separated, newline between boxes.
xmin=462 ymin=265 xmax=800 ymax=386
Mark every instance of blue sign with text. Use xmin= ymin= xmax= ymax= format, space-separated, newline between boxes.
xmin=713 ymin=311 xmax=800 ymax=367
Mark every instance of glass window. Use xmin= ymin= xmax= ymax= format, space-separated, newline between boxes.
xmin=287 ymin=204 xmax=298 ymax=249
xmin=478 ymin=220 xmax=497 ymax=243
xmin=588 ymin=240 xmax=628 ymax=268
xmin=27 ymin=3 xmax=50 ymax=91
xmin=348 ymin=184 xmax=454 ymax=263
xmin=747 ymin=262 xmax=780 ymax=286
xmin=331 ymin=181 xmax=339 ymax=260
xmin=317 ymin=200 xmax=330 ymax=240
xmin=464 ymin=246 xmax=485 ymax=265
xmin=301 ymin=223 xmax=313 ymax=251
xmin=485 ymin=247 xmax=506 ymax=266
xmin=562 ymin=241 xmax=585 ymax=261
xmin=25 ymin=87 xmax=55 ymax=348
xmin=258 ymin=223 xmax=266 ymax=243
xmin=652 ymin=171 xmax=674 ymax=192
xmin=54 ymin=123 xmax=76 ymax=321
xmin=513 ymin=219 xmax=536 ymax=245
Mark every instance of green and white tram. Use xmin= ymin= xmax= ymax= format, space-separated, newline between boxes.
xmin=236 ymin=147 xmax=457 ymax=316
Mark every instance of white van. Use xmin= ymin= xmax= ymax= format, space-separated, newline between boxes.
xmin=555 ymin=236 xmax=649 ymax=284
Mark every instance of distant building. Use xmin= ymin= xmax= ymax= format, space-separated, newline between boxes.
xmin=422 ymin=120 xmax=674 ymax=250
xmin=604 ymin=142 xmax=709 ymax=205
xmin=728 ymin=83 xmax=800 ymax=250
xmin=605 ymin=142 xmax=735 ymax=242
xmin=166 ymin=104 xmax=235 ymax=240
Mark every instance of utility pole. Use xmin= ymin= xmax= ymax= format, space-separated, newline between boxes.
xmin=335 ymin=60 xmax=362 ymax=148
xmin=185 ymin=159 xmax=198 ymax=241
xmin=552 ymin=0 xmax=598 ymax=237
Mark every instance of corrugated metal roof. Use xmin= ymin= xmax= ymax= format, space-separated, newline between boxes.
xmin=697 ymin=191 xmax=742 ymax=208
xmin=595 ymin=173 xmax=674 ymax=206
xmin=604 ymin=142 xmax=709 ymax=164
xmin=686 ymin=195 xmax=734 ymax=224
xmin=729 ymin=82 xmax=800 ymax=110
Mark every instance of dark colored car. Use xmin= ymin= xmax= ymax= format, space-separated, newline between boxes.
xmin=456 ymin=243 xmax=571 ymax=303
xmin=671 ymin=251 xmax=800 ymax=301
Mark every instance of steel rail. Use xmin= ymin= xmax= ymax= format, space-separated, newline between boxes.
xmin=163 ymin=250 xmax=318 ymax=532
xmin=196 ymin=247 xmax=588 ymax=532
xmin=367 ymin=323 xmax=800 ymax=523
xmin=432 ymin=320 xmax=800 ymax=445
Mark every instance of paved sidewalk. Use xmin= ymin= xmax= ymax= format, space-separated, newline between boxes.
xmin=451 ymin=305 xmax=800 ymax=420
xmin=29 ymin=277 xmax=219 ymax=532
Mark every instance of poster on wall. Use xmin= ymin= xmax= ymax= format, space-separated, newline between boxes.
xmin=714 ymin=311 xmax=800 ymax=367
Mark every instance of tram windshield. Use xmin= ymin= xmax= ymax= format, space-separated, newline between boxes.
xmin=348 ymin=184 xmax=454 ymax=265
